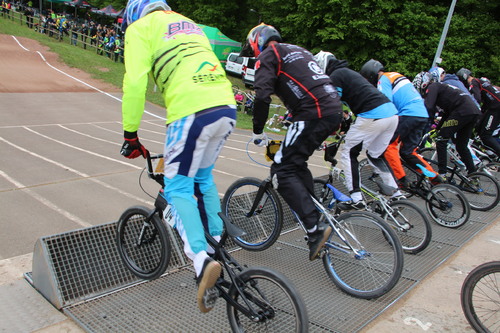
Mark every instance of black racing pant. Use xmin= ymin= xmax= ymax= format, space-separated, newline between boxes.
xmin=477 ymin=108 xmax=500 ymax=157
xmin=270 ymin=114 xmax=342 ymax=230
xmin=436 ymin=113 xmax=479 ymax=174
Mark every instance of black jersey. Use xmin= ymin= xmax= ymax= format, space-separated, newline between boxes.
xmin=480 ymin=80 xmax=500 ymax=112
xmin=424 ymin=82 xmax=481 ymax=119
xmin=253 ymin=43 xmax=343 ymax=133
xmin=328 ymin=67 xmax=391 ymax=115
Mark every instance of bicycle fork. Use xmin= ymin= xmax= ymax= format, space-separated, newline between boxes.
xmin=246 ymin=178 xmax=273 ymax=217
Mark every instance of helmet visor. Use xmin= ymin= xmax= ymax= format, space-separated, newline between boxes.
xmin=240 ymin=41 xmax=255 ymax=57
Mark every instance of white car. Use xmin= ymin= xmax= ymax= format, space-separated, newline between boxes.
xmin=242 ymin=58 xmax=256 ymax=88
xmin=225 ymin=53 xmax=255 ymax=87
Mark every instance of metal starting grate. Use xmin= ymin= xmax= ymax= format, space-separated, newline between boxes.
xmin=27 ymin=191 xmax=498 ymax=332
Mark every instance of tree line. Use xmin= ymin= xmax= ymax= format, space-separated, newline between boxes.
xmin=90 ymin=0 xmax=499 ymax=82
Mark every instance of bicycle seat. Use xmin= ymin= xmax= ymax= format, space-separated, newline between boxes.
xmin=218 ymin=212 xmax=246 ymax=238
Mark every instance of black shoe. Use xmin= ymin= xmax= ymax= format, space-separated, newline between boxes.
xmin=307 ymin=224 xmax=333 ymax=261
xmin=196 ymin=257 xmax=221 ymax=313
xmin=337 ymin=200 xmax=367 ymax=211
xmin=398 ymin=177 xmax=410 ymax=189
xmin=431 ymin=174 xmax=446 ymax=185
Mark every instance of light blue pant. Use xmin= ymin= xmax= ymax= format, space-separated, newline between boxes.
xmin=163 ymin=106 xmax=236 ymax=259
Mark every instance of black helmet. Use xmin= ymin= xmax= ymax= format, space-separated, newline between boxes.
xmin=360 ymin=59 xmax=385 ymax=86
xmin=240 ymin=23 xmax=282 ymax=57
xmin=456 ymin=68 xmax=472 ymax=84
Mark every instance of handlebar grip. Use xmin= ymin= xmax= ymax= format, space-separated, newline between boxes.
xmin=254 ymin=139 xmax=263 ymax=145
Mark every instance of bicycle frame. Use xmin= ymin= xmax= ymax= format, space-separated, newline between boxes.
xmin=422 ymin=147 xmax=483 ymax=193
xmin=143 ymin=151 xmax=271 ymax=321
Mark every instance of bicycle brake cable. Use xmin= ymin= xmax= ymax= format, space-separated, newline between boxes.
xmin=138 ymin=167 xmax=156 ymax=200
xmin=246 ymin=139 xmax=272 ymax=168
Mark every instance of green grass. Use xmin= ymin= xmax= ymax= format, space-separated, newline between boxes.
xmin=0 ymin=13 xmax=286 ymax=132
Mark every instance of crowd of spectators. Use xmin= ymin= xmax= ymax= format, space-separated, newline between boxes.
xmin=1 ymin=0 xmax=123 ymax=62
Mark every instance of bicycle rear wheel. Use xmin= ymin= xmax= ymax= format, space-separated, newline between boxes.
xmin=461 ymin=261 xmax=500 ymax=333
xmin=426 ymin=184 xmax=470 ymax=228
xmin=227 ymin=267 xmax=309 ymax=333
xmin=459 ymin=171 xmax=499 ymax=211
xmin=322 ymin=211 xmax=404 ymax=299
xmin=116 ymin=206 xmax=171 ymax=280
xmin=222 ymin=177 xmax=283 ymax=251
xmin=384 ymin=200 xmax=432 ymax=254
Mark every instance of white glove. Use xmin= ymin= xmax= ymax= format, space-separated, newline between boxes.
xmin=252 ymin=132 xmax=269 ymax=147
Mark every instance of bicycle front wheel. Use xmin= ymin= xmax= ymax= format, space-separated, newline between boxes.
xmin=116 ymin=206 xmax=171 ymax=280
xmin=222 ymin=177 xmax=283 ymax=251
xmin=384 ymin=200 xmax=432 ymax=254
xmin=426 ymin=184 xmax=471 ymax=228
xmin=459 ymin=171 xmax=499 ymax=211
xmin=461 ymin=261 xmax=500 ymax=333
xmin=323 ymin=211 xmax=404 ymax=299
xmin=227 ymin=267 xmax=309 ymax=333
xmin=480 ymin=161 xmax=500 ymax=182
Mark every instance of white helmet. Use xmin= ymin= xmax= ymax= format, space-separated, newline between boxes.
xmin=314 ymin=51 xmax=336 ymax=74
xmin=429 ymin=66 xmax=445 ymax=82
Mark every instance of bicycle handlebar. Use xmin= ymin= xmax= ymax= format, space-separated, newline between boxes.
xmin=143 ymin=149 xmax=164 ymax=186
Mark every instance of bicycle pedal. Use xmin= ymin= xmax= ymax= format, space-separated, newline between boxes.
xmin=203 ymin=286 xmax=219 ymax=309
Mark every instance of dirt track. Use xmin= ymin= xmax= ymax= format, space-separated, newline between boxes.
xmin=0 ymin=34 xmax=119 ymax=93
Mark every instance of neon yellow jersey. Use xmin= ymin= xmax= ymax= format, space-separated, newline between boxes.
xmin=122 ymin=11 xmax=236 ymax=132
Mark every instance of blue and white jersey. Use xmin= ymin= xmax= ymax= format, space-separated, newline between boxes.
xmin=378 ymin=72 xmax=428 ymax=118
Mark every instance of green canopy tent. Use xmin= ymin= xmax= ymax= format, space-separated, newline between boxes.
xmin=198 ymin=24 xmax=241 ymax=66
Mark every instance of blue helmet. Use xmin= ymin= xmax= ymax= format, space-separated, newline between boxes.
xmin=429 ymin=66 xmax=445 ymax=82
xmin=122 ymin=0 xmax=170 ymax=32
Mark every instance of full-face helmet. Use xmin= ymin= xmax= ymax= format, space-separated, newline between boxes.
xmin=122 ymin=0 xmax=170 ymax=32
xmin=360 ymin=59 xmax=384 ymax=86
xmin=456 ymin=68 xmax=472 ymax=84
xmin=240 ymin=24 xmax=282 ymax=57
xmin=314 ymin=51 xmax=336 ymax=74
xmin=412 ymin=71 xmax=433 ymax=95
xmin=429 ymin=66 xmax=445 ymax=82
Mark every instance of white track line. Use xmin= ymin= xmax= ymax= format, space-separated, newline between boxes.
xmin=23 ymin=126 xmax=141 ymax=168
xmin=10 ymin=35 xmax=164 ymax=120
xmin=0 ymin=169 xmax=92 ymax=228
xmin=0 ymin=136 xmax=153 ymax=206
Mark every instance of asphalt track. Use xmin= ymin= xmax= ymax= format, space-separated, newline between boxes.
xmin=0 ymin=33 xmax=498 ymax=333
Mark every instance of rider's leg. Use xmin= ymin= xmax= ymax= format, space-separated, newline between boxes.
xmin=364 ymin=115 xmax=400 ymax=193
xmin=478 ymin=109 xmax=500 ymax=157
xmin=194 ymin=166 xmax=223 ymax=237
xmin=163 ymin=107 xmax=235 ymax=274
xmin=453 ymin=115 xmax=479 ymax=174
xmin=271 ymin=116 xmax=341 ymax=260
xmin=272 ymin=116 xmax=340 ymax=230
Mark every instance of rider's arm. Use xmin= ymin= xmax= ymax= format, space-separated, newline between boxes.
xmin=252 ymin=48 xmax=279 ymax=134
xmin=377 ymin=75 xmax=394 ymax=102
xmin=423 ymin=83 xmax=440 ymax=120
xmin=121 ymin=24 xmax=152 ymax=133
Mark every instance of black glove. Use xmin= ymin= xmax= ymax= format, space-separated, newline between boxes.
xmin=120 ymin=131 xmax=147 ymax=159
